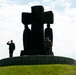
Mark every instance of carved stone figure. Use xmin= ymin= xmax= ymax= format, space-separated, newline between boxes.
xmin=45 ymin=23 xmax=53 ymax=44
xmin=23 ymin=25 xmax=31 ymax=54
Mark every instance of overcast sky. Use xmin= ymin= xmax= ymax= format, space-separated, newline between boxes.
xmin=0 ymin=0 xmax=76 ymax=60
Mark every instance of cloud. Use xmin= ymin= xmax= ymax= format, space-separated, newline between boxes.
xmin=0 ymin=0 xmax=11 ymax=7
xmin=53 ymin=7 xmax=76 ymax=59
xmin=42 ymin=0 xmax=71 ymax=10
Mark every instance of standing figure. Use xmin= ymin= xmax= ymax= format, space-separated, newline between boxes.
xmin=45 ymin=23 xmax=54 ymax=55
xmin=44 ymin=37 xmax=53 ymax=55
xmin=23 ymin=25 xmax=31 ymax=54
xmin=45 ymin=23 xmax=53 ymax=44
xmin=7 ymin=40 xmax=15 ymax=57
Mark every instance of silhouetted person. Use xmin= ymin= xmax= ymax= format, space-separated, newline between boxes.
xmin=44 ymin=37 xmax=52 ymax=55
xmin=7 ymin=40 xmax=15 ymax=57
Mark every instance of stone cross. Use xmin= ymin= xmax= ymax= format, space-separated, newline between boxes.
xmin=21 ymin=5 xmax=54 ymax=55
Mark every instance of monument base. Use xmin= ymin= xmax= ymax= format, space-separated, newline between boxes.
xmin=20 ymin=50 xmax=54 ymax=56
xmin=0 ymin=55 xmax=76 ymax=66
xmin=20 ymin=50 xmax=46 ymax=55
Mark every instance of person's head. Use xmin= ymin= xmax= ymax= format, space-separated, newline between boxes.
xmin=46 ymin=37 xmax=49 ymax=40
xmin=11 ymin=40 xmax=13 ymax=43
xmin=45 ymin=37 xmax=49 ymax=41
xmin=47 ymin=23 xmax=50 ymax=28
xmin=25 ymin=24 xmax=28 ymax=28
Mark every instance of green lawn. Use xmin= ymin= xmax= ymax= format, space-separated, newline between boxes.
xmin=0 ymin=64 xmax=76 ymax=75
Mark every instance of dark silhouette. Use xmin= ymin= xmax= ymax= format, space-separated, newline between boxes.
xmin=30 ymin=6 xmax=44 ymax=54
xmin=21 ymin=5 xmax=54 ymax=56
xmin=7 ymin=40 xmax=15 ymax=57
xmin=44 ymin=37 xmax=52 ymax=55
xmin=21 ymin=25 xmax=31 ymax=55
xmin=44 ymin=37 xmax=54 ymax=55
xmin=45 ymin=23 xmax=53 ymax=44
xmin=45 ymin=23 xmax=54 ymax=55
xmin=23 ymin=25 xmax=31 ymax=50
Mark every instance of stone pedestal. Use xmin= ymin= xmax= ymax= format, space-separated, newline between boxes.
xmin=0 ymin=55 xmax=76 ymax=66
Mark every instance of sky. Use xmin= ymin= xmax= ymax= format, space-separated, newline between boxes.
xmin=0 ymin=0 xmax=76 ymax=60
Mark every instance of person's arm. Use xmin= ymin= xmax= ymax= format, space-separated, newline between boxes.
xmin=7 ymin=41 xmax=10 ymax=45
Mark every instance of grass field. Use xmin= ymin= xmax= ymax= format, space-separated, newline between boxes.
xmin=0 ymin=64 xmax=76 ymax=75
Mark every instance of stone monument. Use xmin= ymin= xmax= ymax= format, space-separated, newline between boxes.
xmin=20 ymin=5 xmax=54 ymax=55
xmin=0 ymin=5 xmax=76 ymax=67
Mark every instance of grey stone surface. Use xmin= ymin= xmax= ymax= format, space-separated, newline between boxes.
xmin=0 ymin=55 xmax=76 ymax=66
